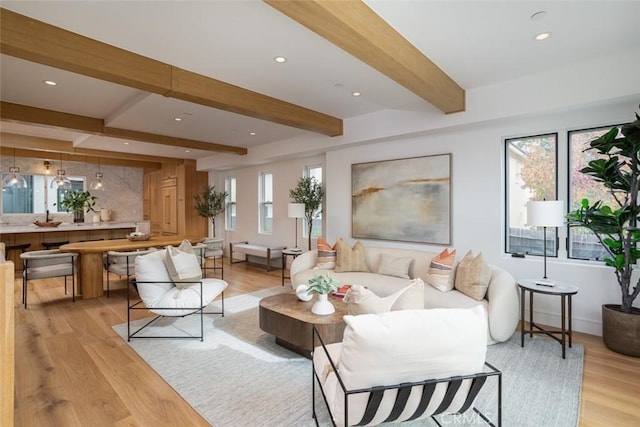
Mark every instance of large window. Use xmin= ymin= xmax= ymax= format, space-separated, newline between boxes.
xmin=568 ymin=126 xmax=618 ymax=260
xmin=259 ymin=171 xmax=273 ymax=234
xmin=304 ymin=165 xmax=323 ymax=239
xmin=225 ymin=176 xmax=236 ymax=231
xmin=1 ymin=174 xmax=84 ymax=214
xmin=505 ymin=133 xmax=558 ymax=256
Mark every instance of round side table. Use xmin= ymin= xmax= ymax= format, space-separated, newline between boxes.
xmin=282 ymin=249 xmax=304 ymax=286
xmin=518 ymin=279 xmax=579 ymax=359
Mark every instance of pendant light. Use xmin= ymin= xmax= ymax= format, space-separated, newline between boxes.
xmin=89 ymin=157 xmax=105 ymax=191
xmin=50 ymin=154 xmax=72 ymax=189
xmin=2 ymin=148 xmax=27 ymax=188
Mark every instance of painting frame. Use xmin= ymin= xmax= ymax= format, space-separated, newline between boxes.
xmin=351 ymin=154 xmax=451 ymax=245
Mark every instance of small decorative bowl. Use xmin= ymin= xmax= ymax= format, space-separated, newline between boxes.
xmin=127 ymin=233 xmax=150 ymax=241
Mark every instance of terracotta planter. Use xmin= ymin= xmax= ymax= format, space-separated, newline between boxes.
xmin=602 ymin=304 xmax=640 ymax=357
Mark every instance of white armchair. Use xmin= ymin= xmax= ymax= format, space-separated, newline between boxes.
xmin=127 ymin=248 xmax=227 ymax=340
xmin=105 ymin=248 xmax=158 ymax=297
xmin=312 ymin=307 xmax=501 ymax=426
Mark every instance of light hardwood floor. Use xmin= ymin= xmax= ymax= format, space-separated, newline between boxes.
xmin=11 ymin=259 xmax=640 ymax=426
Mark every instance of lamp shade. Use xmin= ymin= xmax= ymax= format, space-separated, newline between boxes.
xmin=527 ymin=200 xmax=565 ymax=227
xmin=288 ymin=203 xmax=305 ymax=218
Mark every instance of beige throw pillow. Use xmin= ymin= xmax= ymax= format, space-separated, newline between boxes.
xmin=335 ymin=239 xmax=369 ymax=273
xmin=343 ymin=279 xmax=424 ymax=315
xmin=454 ymin=251 xmax=491 ymax=301
xmin=426 ymin=248 xmax=456 ymax=292
xmin=377 ymin=254 xmax=413 ymax=279
xmin=392 ymin=278 xmax=425 ymax=310
xmin=164 ymin=241 xmax=203 ymax=288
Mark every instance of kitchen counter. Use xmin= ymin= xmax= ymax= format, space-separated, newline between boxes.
xmin=0 ymin=222 xmax=137 ymax=234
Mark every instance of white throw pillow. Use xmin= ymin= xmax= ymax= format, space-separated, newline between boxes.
xmin=164 ymin=243 xmax=202 ymax=288
xmin=376 ymin=254 xmax=413 ymax=279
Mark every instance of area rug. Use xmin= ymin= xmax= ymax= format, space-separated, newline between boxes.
xmin=113 ymin=288 xmax=583 ymax=426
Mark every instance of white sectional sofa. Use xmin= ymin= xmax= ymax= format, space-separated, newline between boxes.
xmin=290 ymin=246 xmax=519 ymax=344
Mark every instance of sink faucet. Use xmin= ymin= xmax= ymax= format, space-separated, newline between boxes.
xmin=46 ymin=210 xmax=50 ymax=222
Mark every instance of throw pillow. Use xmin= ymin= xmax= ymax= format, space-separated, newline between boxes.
xmin=426 ymin=248 xmax=457 ymax=292
xmin=377 ymin=254 xmax=413 ymax=279
xmin=454 ymin=251 xmax=491 ymax=301
xmin=315 ymin=238 xmax=337 ymax=269
xmin=164 ymin=242 xmax=203 ymax=289
xmin=343 ymin=280 xmax=424 ymax=315
xmin=392 ymin=278 xmax=425 ymax=311
xmin=335 ymin=239 xmax=369 ymax=273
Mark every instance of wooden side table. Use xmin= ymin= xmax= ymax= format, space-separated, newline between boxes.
xmin=518 ymin=279 xmax=579 ymax=358
xmin=281 ymin=249 xmax=303 ymax=286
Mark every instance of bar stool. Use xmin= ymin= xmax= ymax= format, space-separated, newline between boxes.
xmin=5 ymin=243 xmax=31 ymax=259
xmin=42 ymin=241 xmax=69 ymax=250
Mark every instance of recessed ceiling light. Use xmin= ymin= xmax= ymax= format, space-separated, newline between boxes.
xmin=44 ymin=80 xmax=57 ymax=86
xmin=185 ymin=149 xmax=190 ymax=153
xmin=249 ymin=132 xmax=256 ymax=136
xmin=352 ymin=92 xmax=361 ymax=97
xmin=273 ymin=56 xmax=287 ymax=63
xmin=534 ymin=32 xmax=551 ymax=41
xmin=124 ymin=142 xmax=130 ymax=145
xmin=174 ymin=117 xmax=183 ymax=122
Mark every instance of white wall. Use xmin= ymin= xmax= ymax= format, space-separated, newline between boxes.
xmin=325 ymin=97 xmax=639 ymax=336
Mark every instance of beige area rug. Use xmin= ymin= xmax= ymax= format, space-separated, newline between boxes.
xmin=113 ymin=287 xmax=583 ymax=426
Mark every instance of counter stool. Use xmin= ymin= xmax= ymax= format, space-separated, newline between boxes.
xmin=42 ymin=241 xmax=69 ymax=250
xmin=6 ymin=243 xmax=31 ymax=259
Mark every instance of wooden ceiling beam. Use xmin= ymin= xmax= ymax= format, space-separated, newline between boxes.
xmin=1 ymin=133 xmax=171 ymax=168
xmin=0 ymin=7 xmax=343 ymax=137
xmin=264 ymin=0 xmax=465 ymax=114
xmin=0 ymin=102 xmax=248 ymax=155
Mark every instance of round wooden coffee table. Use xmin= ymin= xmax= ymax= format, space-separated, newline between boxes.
xmin=259 ymin=292 xmax=347 ymax=358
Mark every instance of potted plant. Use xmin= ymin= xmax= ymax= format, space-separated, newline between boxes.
xmin=59 ymin=190 xmax=97 ymax=223
xmin=289 ymin=176 xmax=324 ymax=250
xmin=306 ymin=273 xmax=340 ymax=315
xmin=566 ymin=106 xmax=640 ymax=357
xmin=193 ymin=185 xmax=228 ymax=238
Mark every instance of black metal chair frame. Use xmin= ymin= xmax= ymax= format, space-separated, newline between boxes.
xmin=311 ymin=326 xmax=502 ymax=427
xmin=126 ymin=275 xmax=225 ymax=342
xmin=196 ymin=244 xmax=224 ymax=279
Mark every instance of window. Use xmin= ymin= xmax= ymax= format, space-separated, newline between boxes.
xmin=225 ymin=176 xmax=236 ymax=231
xmin=259 ymin=172 xmax=273 ymax=234
xmin=505 ymin=133 xmax=558 ymax=256
xmin=568 ymin=126 xmax=619 ymax=260
xmin=1 ymin=174 xmax=84 ymax=214
xmin=304 ymin=165 xmax=323 ymax=239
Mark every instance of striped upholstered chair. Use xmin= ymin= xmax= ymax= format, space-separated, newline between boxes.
xmin=312 ymin=307 xmax=501 ymax=426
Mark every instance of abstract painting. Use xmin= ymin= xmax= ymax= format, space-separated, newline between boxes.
xmin=351 ymin=154 xmax=451 ymax=244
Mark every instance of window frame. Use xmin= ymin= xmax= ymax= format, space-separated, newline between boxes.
xmin=303 ymin=164 xmax=323 ymax=239
xmin=224 ymin=176 xmax=236 ymax=231
xmin=504 ymin=132 xmax=559 ymax=257
xmin=258 ymin=171 xmax=273 ymax=234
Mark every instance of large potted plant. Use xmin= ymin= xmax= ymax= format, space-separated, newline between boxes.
xmin=194 ymin=185 xmax=228 ymax=238
xmin=289 ymin=176 xmax=324 ymax=250
xmin=566 ymin=107 xmax=640 ymax=357
xmin=59 ymin=190 xmax=97 ymax=222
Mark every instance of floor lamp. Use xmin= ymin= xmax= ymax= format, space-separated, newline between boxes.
xmin=526 ymin=200 xmax=565 ymax=285
xmin=288 ymin=203 xmax=305 ymax=251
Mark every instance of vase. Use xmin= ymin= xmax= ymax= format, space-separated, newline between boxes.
xmin=73 ymin=210 xmax=84 ymax=223
xmin=602 ymin=304 xmax=640 ymax=357
xmin=311 ymin=293 xmax=335 ymax=315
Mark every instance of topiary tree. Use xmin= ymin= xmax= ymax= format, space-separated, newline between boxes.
xmin=194 ymin=185 xmax=228 ymax=238
xmin=290 ymin=176 xmax=324 ymax=250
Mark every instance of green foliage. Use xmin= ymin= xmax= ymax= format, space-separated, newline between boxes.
xmin=290 ymin=176 xmax=324 ymax=249
xmin=565 ymin=106 xmax=640 ymax=313
xmin=58 ymin=190 xmax=97 ymax=213
xmin=306 ymin=274 xmax=339 ymax=295
xmin=193 ymin=185 xmax=228 ymax=238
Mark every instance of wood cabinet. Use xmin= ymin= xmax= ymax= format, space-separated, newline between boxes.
xmin=144 ymin=162 xmax=207 ymax=237
xmin=161 ymin=178 xmax=178 ymax=235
